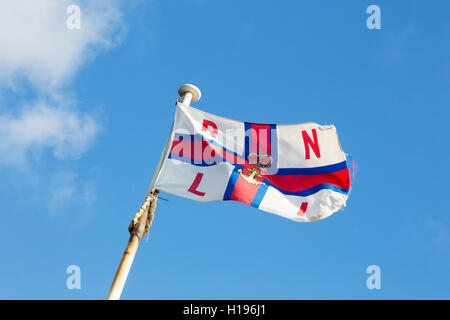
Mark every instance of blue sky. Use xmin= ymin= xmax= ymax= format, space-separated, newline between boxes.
xmin=0 ymin=0 xmax=448 ymax=299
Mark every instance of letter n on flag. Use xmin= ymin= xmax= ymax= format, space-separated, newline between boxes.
xmin=153 ymin=102 xmax=351 ymax=222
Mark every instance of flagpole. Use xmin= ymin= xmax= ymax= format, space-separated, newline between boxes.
xmin=106 ymin=84 xmax=201 ymax=300
xmin=106 ymin=190 xmax=159 ymax=300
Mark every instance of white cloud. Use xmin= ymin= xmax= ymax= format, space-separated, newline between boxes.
xmin=0 ymin=1 xmax=129 ymax=216
xmin=0 ymin=102 xmax=100 ymax=166
xmin=0 ymin=0 xmax=125 ymax=89
xmin=0 ymin=0 xmax=126 ymax=165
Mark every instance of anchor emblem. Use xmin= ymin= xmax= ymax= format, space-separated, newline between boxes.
xmin=237 ymin=167 xmax=265 ymax=186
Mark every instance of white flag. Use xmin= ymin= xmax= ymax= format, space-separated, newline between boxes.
xmin=153 ymin=102 xmax=351 ymax=222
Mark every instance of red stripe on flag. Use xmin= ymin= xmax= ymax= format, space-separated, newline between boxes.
xmin=263 ymin=168 xmax=350 ymax=191
xmin=171 ymin=139 xmax=247 ymax=164
xmin=250 ymin=127 xmax=258 ymax=155
xmin=251 ymin=124 xmax=271 ymax=156
xmin=229 ymin=175 xmax=261 ymax=205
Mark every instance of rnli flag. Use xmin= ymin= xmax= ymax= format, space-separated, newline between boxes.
xmin=153 ymin=102 xmax=351 ymax=222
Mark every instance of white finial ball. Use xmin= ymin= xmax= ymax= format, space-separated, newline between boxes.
xmin=178 ymin=84 xmax=201 ymax=102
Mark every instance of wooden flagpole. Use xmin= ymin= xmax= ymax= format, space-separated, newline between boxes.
xmin=106 ymin=84 xmax=201 ymax=300
xmin=106 ymin=190 xmax=159 ymax=300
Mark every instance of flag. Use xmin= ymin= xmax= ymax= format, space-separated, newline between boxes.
xmin=153 ymin=102 xmax=351 ymax=222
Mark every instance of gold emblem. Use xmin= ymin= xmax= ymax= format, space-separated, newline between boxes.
xmin=238 ymin=167 xmax=265 ymax=186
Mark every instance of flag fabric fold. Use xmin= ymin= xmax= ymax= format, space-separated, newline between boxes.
xmin=153 ymin=102 xmax=351 ymax=222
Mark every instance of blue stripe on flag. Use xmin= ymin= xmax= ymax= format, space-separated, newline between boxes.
xmin=264 ymin=182 xmax=349 ymax=197
xmin=244 ymin=122 xmax=251 ymax=161
xmin=251 ymin=184 xmax=269 ymax=208
xmin=223 ymin=168 xmax=241 ymax=200
xmin=275 ymin=161 xmax=347 ymax=175
xmin=168 ymin=153 xmax=224 ymax=166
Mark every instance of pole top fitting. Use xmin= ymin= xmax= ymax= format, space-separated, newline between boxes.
xmin=178 ymin=84 xmax=201 ymax=102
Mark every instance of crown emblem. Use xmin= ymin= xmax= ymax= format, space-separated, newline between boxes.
xmin=248 ymin=153 xmax=272 ymax=171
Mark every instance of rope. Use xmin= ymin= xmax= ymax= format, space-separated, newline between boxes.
xmin=128 ymin=189 xmax=159 ymax=240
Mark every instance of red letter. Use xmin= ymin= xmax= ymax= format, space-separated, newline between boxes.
xmin=297 ymin=202 xmax=308 ymax=216
xmin=302 ymin=129 xmax=321 ymax=159
xmin=188 ymin=172 xmax=206 ymax=196
xmin=202 ymin=119 xmax=218 ymax=138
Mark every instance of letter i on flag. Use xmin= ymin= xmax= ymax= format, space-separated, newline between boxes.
xmin=153 ymin=86 xmax=351 ymax=222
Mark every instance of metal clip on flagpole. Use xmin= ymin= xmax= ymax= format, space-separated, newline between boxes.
xmin=106 ymin=84 xmax=201 ymax=300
